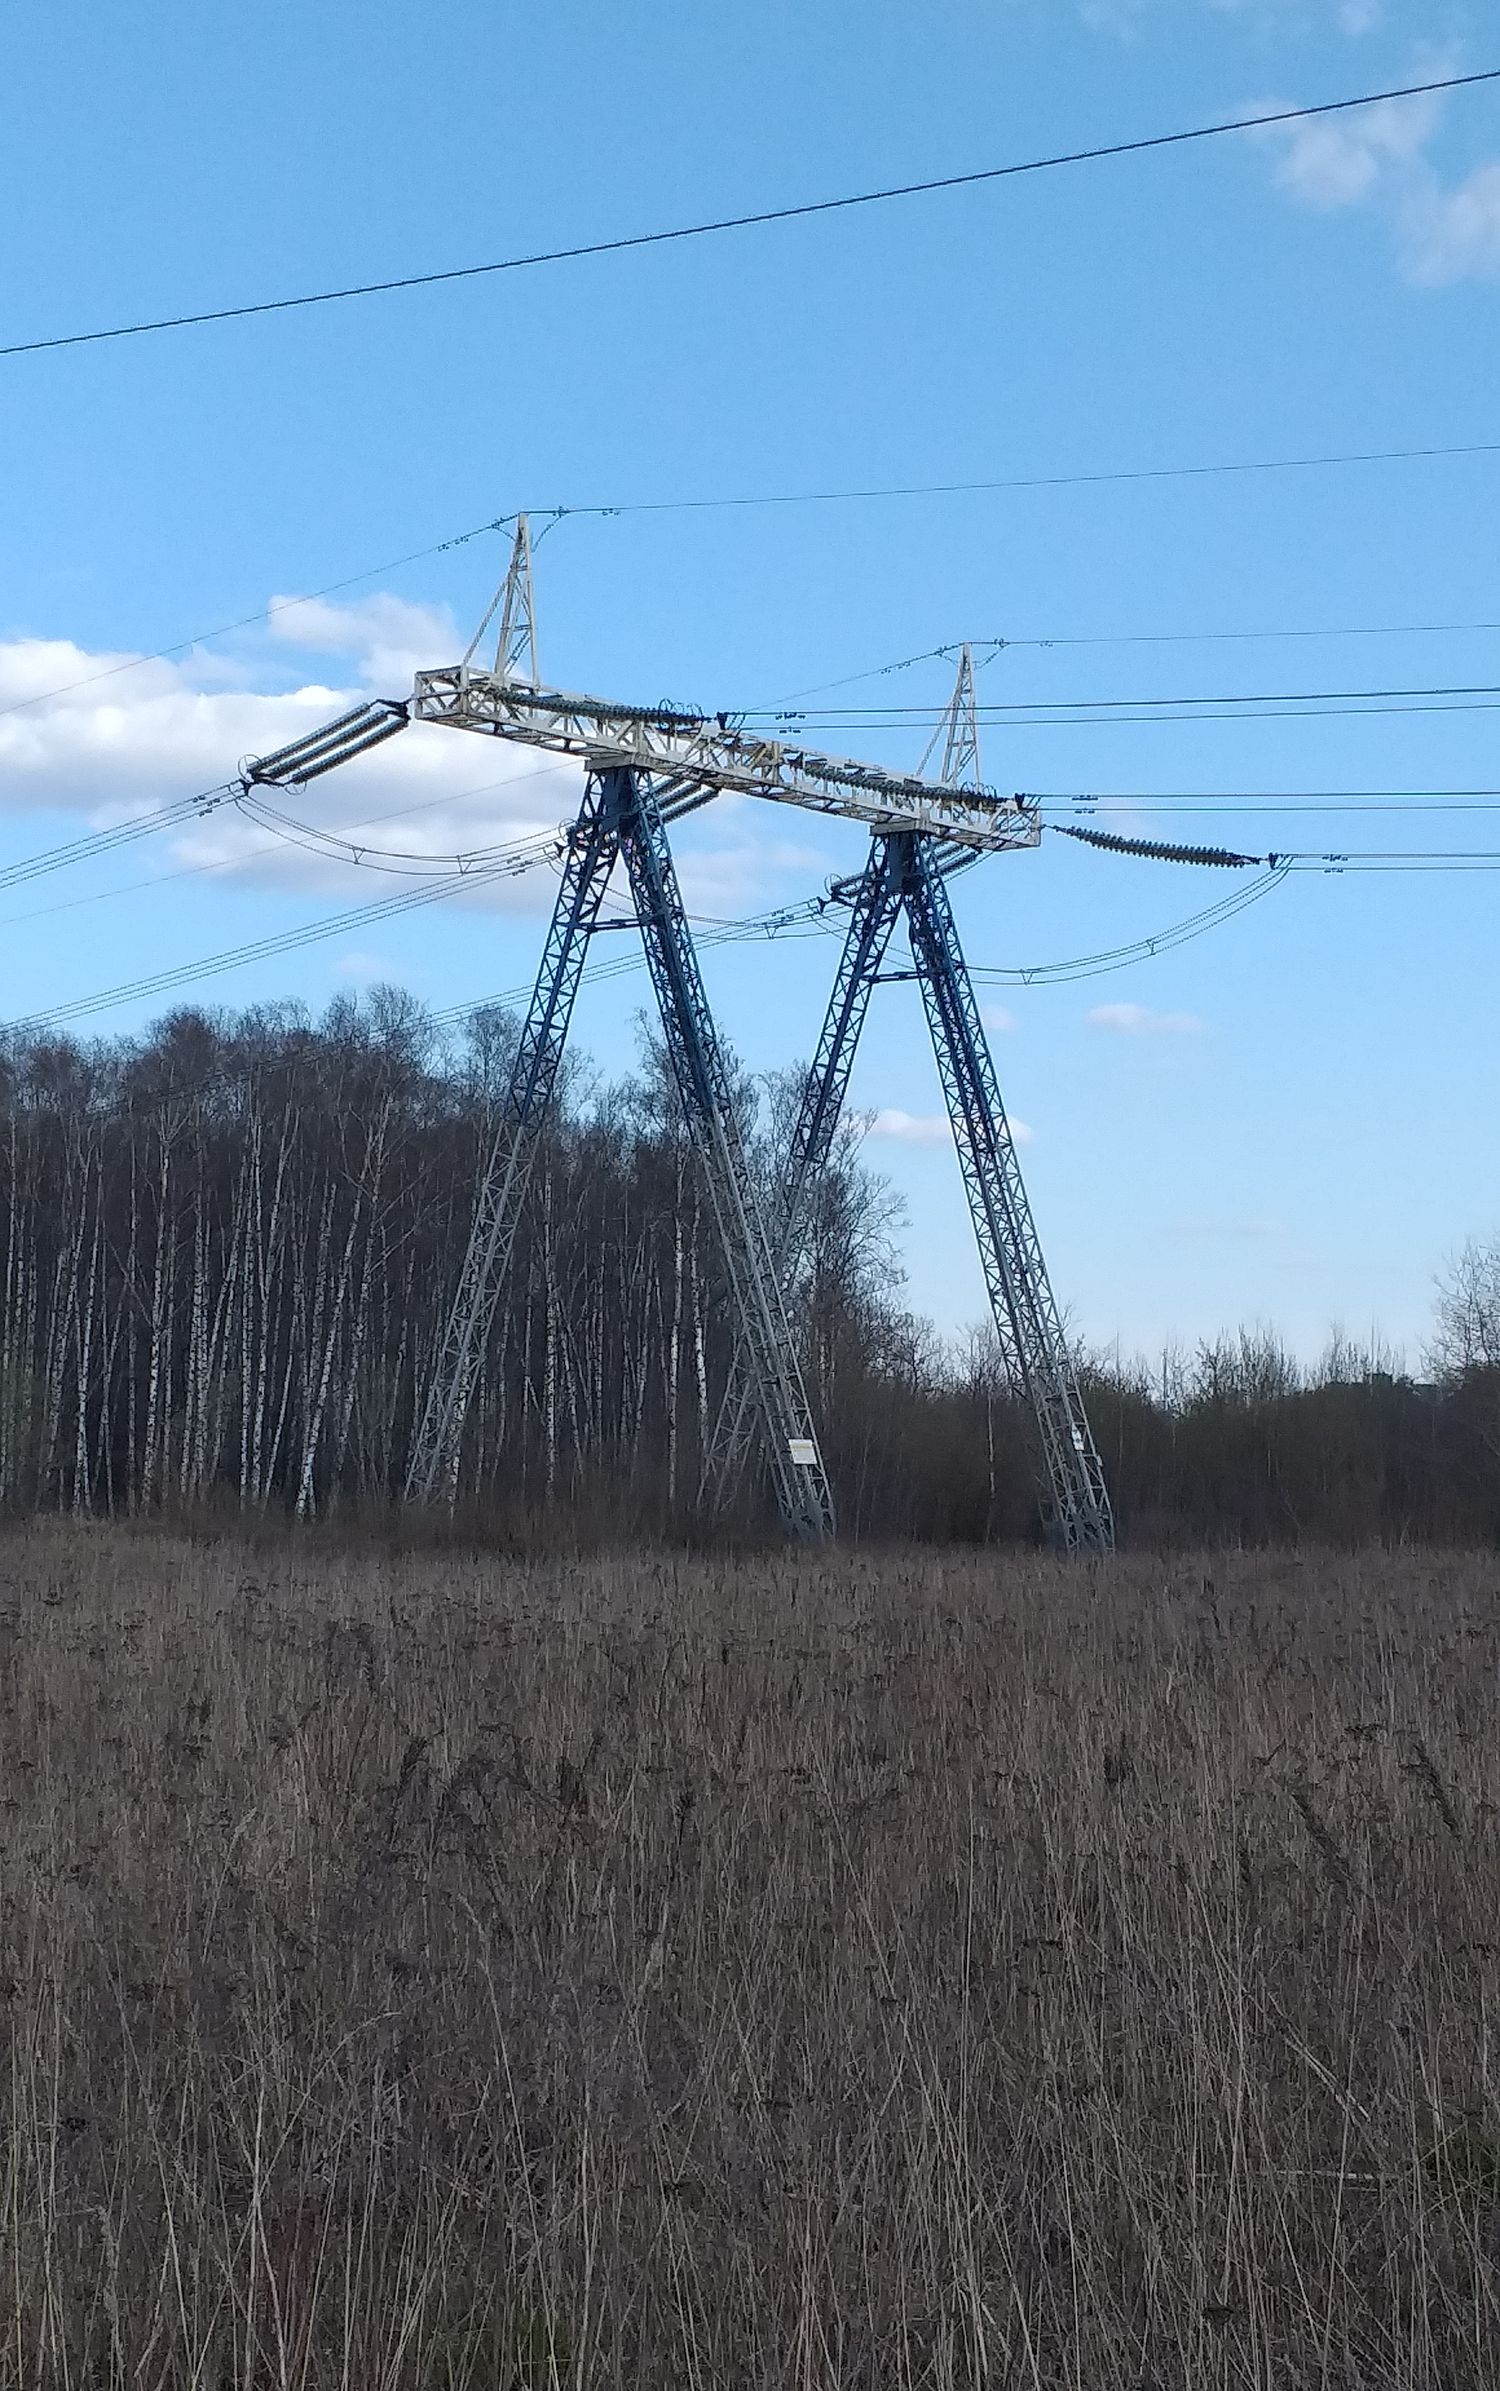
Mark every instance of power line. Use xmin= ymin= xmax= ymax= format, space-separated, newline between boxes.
xmin=1044 ymin=796 xmax=1500 ymax=815
xmin=9 ymin=882 xmax=838 ymax=1038
xmin=425 ymin=900 xmax=838 ymax=1032
xmin=751 ymin=682 xmax=1500 ymax=729
xmin=765 ymin=699 xmax=1500 ymax=730
xmin=7 ymin=459 xmax=1499 ymax=737
xmin=873 ymin=681 xmax=1500 ymax=712
xmin=999 ymin=618 xmax=1500 ymax=651
xmin=1288 ymin=851 xmax=1500 ymax=870
xmin=554 ymin=440 xmax=1500 ymax=524
xmin=10 ymin=828 xmax=1493 ymax=1039
xmin=754 ymin=624 xmax=1500 ymax=708
xmin=0 ymin=786 xmax=235 ymax=894
xmin=923 ymin=869 xmax=1294 ymax=985
xmin=0 ymin=514 xmax=513 ymax=724
xmin=757 ymin=680 xmax=1500 ymax=718
xmin=232 ymin=790 xmax=566 ymax=877
xmin=6 ymin=72 xmax=1495 ymax=361
xmin=0 ymin=749 xmax=574 ymax=920
xmin=1041 ymin=787 xmax=1500 ymax=799
xmin=9 ymin=866 xmax=520 ymax=1031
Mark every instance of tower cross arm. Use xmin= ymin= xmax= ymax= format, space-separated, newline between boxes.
xmin=410 ymin=667 xmax=1041 ymax=853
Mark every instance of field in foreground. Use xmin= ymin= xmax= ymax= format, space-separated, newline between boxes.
xmin=4 ymin=1530 xmax=1500 ymax=2387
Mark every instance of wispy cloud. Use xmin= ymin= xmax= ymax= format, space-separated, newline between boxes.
xmin=1248 ymin=61 xmax=1500 ymax=284
xmin=1253 ymin=76 xmax=1445 ymax=210
xmin=265 ymin=592 xmax=456 ymax=689
xmin=1211 ymin=0 xmax=1382 ymax=26
xmin=1403 ymin=159 xmax=1500 ymax=284
xmin=334 ymin=950 xmax=397 ymax=983
xmin=0 ymin=611 xmax=581 ymax=916
xmin=1087 ymin=1002 xmax=1204 ymax=1035
xmin=1081 ymin=0 xmax=1382 ymax=37
xmin=868 ymin=1107 xmax=1033 ymax=1146
xmin=0 ymin=602 xmax=838 ymax=921
xmin=981 ymin=1002 xmax=1018 ymax=1034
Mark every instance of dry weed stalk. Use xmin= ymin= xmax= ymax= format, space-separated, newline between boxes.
xmin=1 ymin=1528 xmax=1499 ymax=2384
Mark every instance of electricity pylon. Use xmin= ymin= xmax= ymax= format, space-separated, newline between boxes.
xmin=244 ymin=525 xmax=1073 ymax=1542
xmin=706 ymin=646 xmax=1114 ymax=1553
xmin=402 ymin=760 xmax=834 ymax=1535
xmin=399 ymin=522 xmax=834 ymax=1534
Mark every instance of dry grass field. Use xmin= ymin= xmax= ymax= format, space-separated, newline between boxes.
xmin=3 ymin=1526 xmax=1500 ymax=2387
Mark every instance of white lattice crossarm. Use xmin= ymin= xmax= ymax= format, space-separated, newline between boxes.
xmin=410 ymin=667 xmax=1041 ymax=853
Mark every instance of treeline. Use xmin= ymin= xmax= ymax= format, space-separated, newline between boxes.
xmin=0 ymin=993 xmax=1494 ymax=1547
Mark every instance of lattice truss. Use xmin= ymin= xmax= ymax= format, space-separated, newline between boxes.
xmin=242 ymin=521 xmax=1113 ymax=1552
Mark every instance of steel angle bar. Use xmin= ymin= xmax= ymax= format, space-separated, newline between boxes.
xmin=404 ymin=772 xmax=623 ymax=1505
xmin=612 ymin=769 xmax=835 ymax=1543
xmin=412 ymin=667 xmax=1041 ymax=852
xmin=703 ymin=834 xmax=903 ymax=1506
xmin=898 ymin=834 xmax=1113 ymax=1552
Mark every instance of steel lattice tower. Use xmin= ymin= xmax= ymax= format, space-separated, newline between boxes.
xmin=706 ymin=648 xmax=1114 ymax=1552
xmin=241 ymin=527 xmax=1108 ymax=1548
xmin=401 ymin=759 xmax=833 ymax=1534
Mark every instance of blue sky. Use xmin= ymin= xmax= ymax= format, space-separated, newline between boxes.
xmin=3 ymin=0 xmax=1498 ymax=1365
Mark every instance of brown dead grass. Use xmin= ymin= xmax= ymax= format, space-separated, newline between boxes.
xmin=3 ymin=1526 xmax=1500 ymax=2385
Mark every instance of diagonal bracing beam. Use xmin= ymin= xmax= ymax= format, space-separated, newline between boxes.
xmin=405 ymin=766 xmax=835 ymax=1541
xmin=404 ymin=771 xmax=623 ymax=1504
xmin=710 ymin=641 xmax=1113 ymax=1553
xmin=710 ymin=824 xmax=1113 ymax=1550
xmin=702 ymin=838 xmax=903 ymax=1505
xmin=613 ymin=770 xmax=835 ymax=1543
xmin=897 ymin=833 xmax=1114 ymax=1552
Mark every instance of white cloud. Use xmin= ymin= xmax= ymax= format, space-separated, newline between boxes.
xmin=265 ymin=592 xmax=456 ymax=689
xmin=0 ymin=603 xmax=839 ymax=929
xmin=1248 ymin=63 xmax=1500 ymax=285
xmin=0 ymin=612 xmax=590 ymax=917
xmin=334 ymin=950 xmax=396 ymax=982
xmin=1216 ymin=0 xmax=1382 ymax=21
xmin=868 ymin=1107 xmax=1033 ymax=1146
xmin=1255 ymin=80 xmax=1444 ymax=212
xmin=1082 ymin=0 xmax=1381 ymax=33
xmin=870 ymin=1109 xmax=951 ymax=1146
xmin=1078 ymin=0 xmax=1153 ymax=31
xmin=667 ymin=828 xmax=831 ymax=918
xmin=1403 ymin=159 xmax=1500 ymax=284
xmin=981 ymin=1003 xmax=1018 ymax=1034
xmin=1087 ymin=1002 xmax=1204 ymax=1035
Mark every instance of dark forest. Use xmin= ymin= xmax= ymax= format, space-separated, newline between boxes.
xmin=1 ymin=991 xmax=1495 ymax=1547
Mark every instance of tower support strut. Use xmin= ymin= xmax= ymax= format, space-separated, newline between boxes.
xmin=712 ymin=826 xmax=1114 ymax=1553
xmin=899 ymin=832 xmax=1113 ymax=1552
xmin=406 ymin=766 xmax=834 ymax=1541
xmin=703 ymin=837 xmax=903 ymax=1503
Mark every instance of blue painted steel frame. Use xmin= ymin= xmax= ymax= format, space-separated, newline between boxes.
xmin=407 ymin=767 xmax=835 ymax=1542
xmin=714 ymin=828 xmax=1115 ymax=1553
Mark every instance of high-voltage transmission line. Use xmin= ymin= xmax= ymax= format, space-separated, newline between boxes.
xmin=242 ymin=520 xmax=1110 ymax=1548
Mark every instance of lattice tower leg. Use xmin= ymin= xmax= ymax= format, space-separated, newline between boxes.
xmin=896 ymin=832 xmax=1114 ymax=1552
xmin=404 ymin=775 xmax=623 ymax=1504
xmin=611 ymin=769 xmax=836 ymax=1543
xmin=703 ymin=835 xmax=902 ymax=1507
